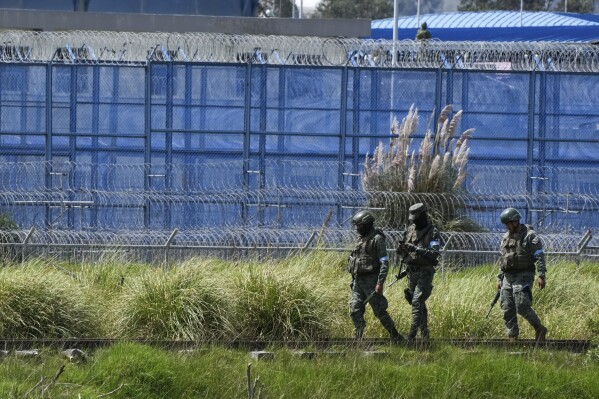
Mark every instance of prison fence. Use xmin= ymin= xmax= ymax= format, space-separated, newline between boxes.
xmin=0 ymin=160 xmax=598 ymax=267
xmin=1 ymin=226 xmax=596 ymax=270
xmin=0 ymin=31 xmax=599 ymax=72
xmin=0 ymin=31 xmax=599 ymax=264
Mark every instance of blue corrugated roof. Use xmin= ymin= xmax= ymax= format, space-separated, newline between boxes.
xmin=371 ymin=11 xmax=599 ymax=42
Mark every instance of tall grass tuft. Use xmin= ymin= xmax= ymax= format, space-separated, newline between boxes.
xmin=113 ymin=267 xmax=231 ymax=341
xmin=362 ymin=104 xmax=478 ymax=229
xmin=0 ymin=264 xmax=99 ymax=338
xmin=234 ymin=267 xmax=332 ymax=340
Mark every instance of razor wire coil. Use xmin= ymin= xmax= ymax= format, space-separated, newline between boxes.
xmin=1 ymin=160 xmax=598 ymax=264
xmin=0 ymin=31 xmax=599 ymax=72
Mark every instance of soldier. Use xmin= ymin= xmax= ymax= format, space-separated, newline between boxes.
xmin=348 ymin=210 xmax=403 ymax=342
xmin=498 ymin=208 xmax=548 ymax=342
xmin=415 ymin=22 xmax=432 ymax=40
xmin=396 ymin=203 xmax=440 ymax=342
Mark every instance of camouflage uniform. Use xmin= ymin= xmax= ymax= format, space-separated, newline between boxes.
xmin=498 ymin=223 xmax=547 ymax=338
xmin=402 ymin=221 xmax=441 ymax=340
xmin=348 ymin=229 xmax=399 ymax=340
xmin=416 ymin=22 xmax=432 ymax=40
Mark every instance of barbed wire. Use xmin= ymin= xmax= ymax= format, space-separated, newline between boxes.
xmin=1 ymin=161 xmax=598 ymax=195
xmin=3 ymin=227 xmax=596 ymax=253
xmin=0 ymin=186 xmax=597 ymax=231
xmin=0 ymin=31 xmax=598 ymax=72
xmin=1 ymin=227 xmax=596 ymax=268
xmin=0 ymin=161 xmax=598 ymax=232
xmin=1 ymin=160 xmax=598 ymax=263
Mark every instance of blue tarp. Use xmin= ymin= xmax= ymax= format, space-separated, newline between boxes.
xmin=372 ymin=11 xmax=599 ymax=42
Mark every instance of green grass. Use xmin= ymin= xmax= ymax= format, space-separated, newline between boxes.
xmin=0 ymin=343 xmax=598 ymax=398
xmin=0 ymin=252 xmax=597 ymax=341
xmin=0 ymin=252 xmax=598 ymax=398
xmin=112 ymin=267 xmax=232 ymax=340
xmin=0 ymin=264 xmax=99 ymax=338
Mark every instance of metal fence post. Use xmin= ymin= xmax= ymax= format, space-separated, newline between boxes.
xmin=164 ymin=228 xmax=178 ymax=271
xmin=21 ymin=227 xmax=35 ymax=265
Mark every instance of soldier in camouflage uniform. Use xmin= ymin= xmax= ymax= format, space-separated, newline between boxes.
xmin=396 ymin=203 xmax=440 ymax=342
xmin=415 ymin=22 xmax=432 ymax=40
xmin=348 ymin=210 xmax=403 ymax=342
xmin=498 ymin=208 xmax=548 ymax=342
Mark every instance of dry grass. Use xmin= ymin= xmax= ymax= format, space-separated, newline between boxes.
xmin=362 ymin=104 xmax=476 ymax=229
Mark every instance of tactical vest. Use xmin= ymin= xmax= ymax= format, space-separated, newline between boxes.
xmin=404 ymin=224 xmax=438 ymax=267
xmin=499 ymin=224 xmax=535 ymax=273
xmin=347 ymin=230 xmax=382 ymax=275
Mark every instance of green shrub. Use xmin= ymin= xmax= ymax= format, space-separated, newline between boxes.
xmin=234 ymin=268 xmax=331 ymax=340
xmin=113 ymin=268 xmax=231 ymax=340
xmin=0 ymin=266 xmax=98 ymax=338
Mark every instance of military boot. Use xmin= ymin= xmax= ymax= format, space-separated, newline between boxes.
xmin=534 ymin=325 xmax=548 ymax=342
xmin=406 ymin=325 xmax=418 ymax=344
xmin=421 ymin=327 xmax=430 ymax=342
xmin=354 ymin=327 xmax=364 ymax=341
xmin=388 ymin=327 xmax=404 ymax=344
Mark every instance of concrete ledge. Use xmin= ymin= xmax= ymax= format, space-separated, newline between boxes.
xmin=362 ymin=350 xmax=389 ymax=358
xmin=0 ymin=9 xmax=370 ymax=37
xmin=15 ymin=349 xmax=40 ymax=358
xmin=249 ymin=350 xmax=275 ymax=360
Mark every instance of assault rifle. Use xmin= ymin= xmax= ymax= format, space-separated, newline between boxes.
xmin=388 ymin=229 xmax=408 ymax=288
xmin=486 ymin=288 xmax=501 ymax=319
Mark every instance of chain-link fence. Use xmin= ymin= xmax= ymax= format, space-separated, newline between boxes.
xmin=1 ymin=31 xmax=599 ymax=265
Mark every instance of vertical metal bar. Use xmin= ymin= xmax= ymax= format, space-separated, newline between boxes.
xmin=445 ymin=69 xmax=454 ymax=107
xmin=20 ymin=66 xmax=28 ymax=147
xmin=352 ymin=68 xmax=361 ymax=191
xmin=45 ymin=63 xmax=53 ymax=228
xmin=551 ymin=73 xmax=560 ymax=193
xmin=198 ymin=66 xmax=208 ymax=227
xmin=109 ymin=65 xmax=120 ymax=232
xmin=538 ymin=72 xmax=547 ymax=182
xmin=370 ymin=69 xmax=378 ymax=151
xmin=526 ymin=71 xmax=536 ymax=225
xmin=165 ymin=63 xmax=173 ymax=230
xmin=68 ymin=65 xmax=78 ymax=229
xmin=277 ymin=66 xmax=286 ymax=197
xmin=538 ymin=72 xmax=548 ymax=227
xmin=242 ymin=64 xmax=252 ymax=225
xmin=91 ymin=65 xmax=100 ymax=229
xmin=258 ymin=65 xmax=267 ymax=226
xmin=184 ymin=64 xmax=192 ymax=225
xmin=70 ymin=66 xmax=77 ymax=158
xmin=338 ymin=66 xmax=348 ymax=224
xmin=434 ymin=68 xmax=443 ymax=124
xmin=144 ymin=63 xmax=152 ymax=229
xmin=461 ymin=71 xmax=469 ymax=154
xmin=199 ymin=67 xmax=207 ymax=151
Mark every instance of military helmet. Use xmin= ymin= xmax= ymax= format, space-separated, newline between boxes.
xmin=500 ymin=208 xmax=521 ymax=224
xmin=352 ymin=210 xmax=375 ymax=226
xmin=408 ymin=203 xmax=427 ymax=221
